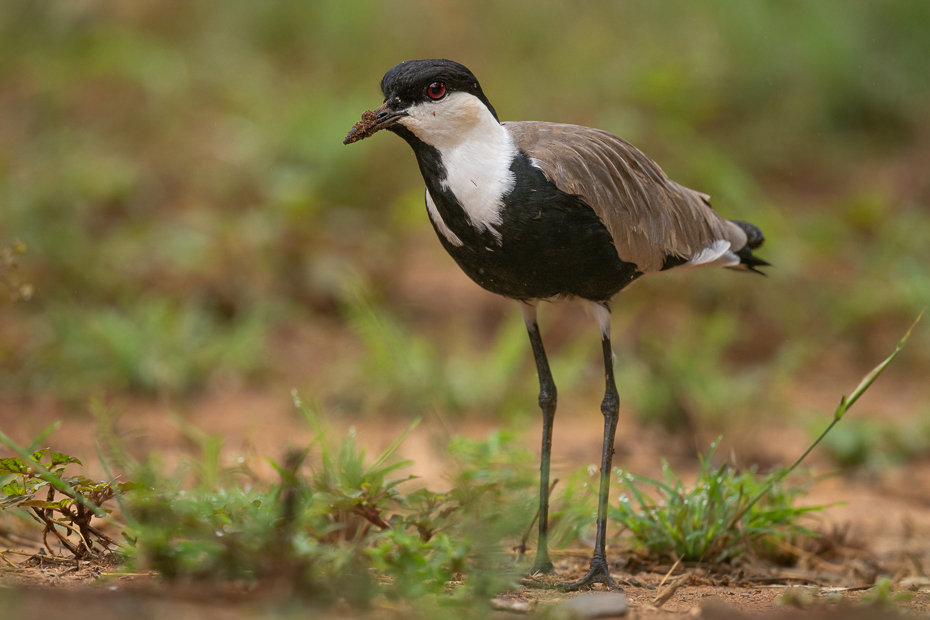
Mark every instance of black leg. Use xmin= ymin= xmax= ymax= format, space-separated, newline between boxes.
xmin=563 ymin=317 xmax=621 ymax=590
xmin=521 ymin=303 xmax=556 ymax=574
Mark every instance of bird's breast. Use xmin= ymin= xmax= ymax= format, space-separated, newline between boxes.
xmin=424 ymin=154 xmax=642 ymax=302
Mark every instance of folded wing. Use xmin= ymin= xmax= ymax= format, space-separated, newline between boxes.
xmin=505 ymin=121 xmax=749 ymax=273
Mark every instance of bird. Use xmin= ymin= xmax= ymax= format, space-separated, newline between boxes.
xmin=343 ymin=59 xmax=768 ymax=590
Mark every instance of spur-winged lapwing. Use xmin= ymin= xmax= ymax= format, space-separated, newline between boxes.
xmin=344 ymin=59 xmax=767 ymax=590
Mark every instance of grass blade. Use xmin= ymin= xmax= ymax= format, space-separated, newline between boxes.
xmin=836 ymin=308 xmax=924 ymax=420
xmin=367 ymin=417 xmax=420 ymax=476
xmin=731 ymin=310 xmax=923 ymax=527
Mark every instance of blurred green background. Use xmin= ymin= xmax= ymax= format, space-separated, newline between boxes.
xmin=1 ymin=0 xmax=928 ymax=448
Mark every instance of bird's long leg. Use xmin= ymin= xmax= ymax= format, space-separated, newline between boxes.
xmin=520 ymin=301 xmax=556 ymax=575
xmin=563 ymin=302 xmax=621 ymax=591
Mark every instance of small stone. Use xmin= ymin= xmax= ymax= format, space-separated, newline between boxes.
xmin=901 ymin=576 xmax=930 ymax=591
xmin=561 ymin=593 xmax=629 ymax=618
xmin=699 ymin=599 xmax=749 ymax=620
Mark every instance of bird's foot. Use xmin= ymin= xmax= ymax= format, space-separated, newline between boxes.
xmin=559 ymin=557 xmax=620 ymax=591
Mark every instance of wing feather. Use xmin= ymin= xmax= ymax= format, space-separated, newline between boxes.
xmin=505 ymin=121 xmax=747 ymax=273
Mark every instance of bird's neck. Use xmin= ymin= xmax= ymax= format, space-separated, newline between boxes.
xmin=395 ymin=106 xmax=517 ymax=243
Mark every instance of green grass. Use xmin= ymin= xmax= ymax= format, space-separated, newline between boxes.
xmin=13 ymin=298 xmax=268 ymax=397
xmin=89 ymin=394 xmax=533 ymax=606
xmin=610 ymin=439 xmax=820 ymax=563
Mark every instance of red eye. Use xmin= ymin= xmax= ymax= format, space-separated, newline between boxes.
xmin=427 ymin=81 xmax=446 ymax=100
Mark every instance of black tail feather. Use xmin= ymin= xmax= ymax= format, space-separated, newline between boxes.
xmin=733 ymin=244 xmax=770 ymax=275
xmin=728 ymin=220 xmax=769 ymax=275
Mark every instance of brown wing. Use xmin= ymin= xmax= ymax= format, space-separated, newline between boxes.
xmin=504 ymin=121 xmax=748 ymax=273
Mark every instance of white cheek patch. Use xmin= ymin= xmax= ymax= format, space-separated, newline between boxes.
xmin=400 ymin=92 xmax=516 ymax=243
xmin=425 ymin=189 xmax=463 ymax=246
xmin=399 ymin=92 xmax=482 ymax=147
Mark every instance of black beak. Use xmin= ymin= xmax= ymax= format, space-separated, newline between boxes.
xmin=343 ymin=101 xmax=408 ymax=145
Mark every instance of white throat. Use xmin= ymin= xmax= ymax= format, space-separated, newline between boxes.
xmin=399 ymin=92 xmax=516 ymax=242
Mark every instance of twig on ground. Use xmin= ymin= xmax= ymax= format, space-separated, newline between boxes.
xmin=652 ymin=573 xmax=690 ymax=608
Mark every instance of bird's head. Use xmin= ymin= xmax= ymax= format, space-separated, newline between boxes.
xmin=344 ymin=59 xmax=499 ymax=148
